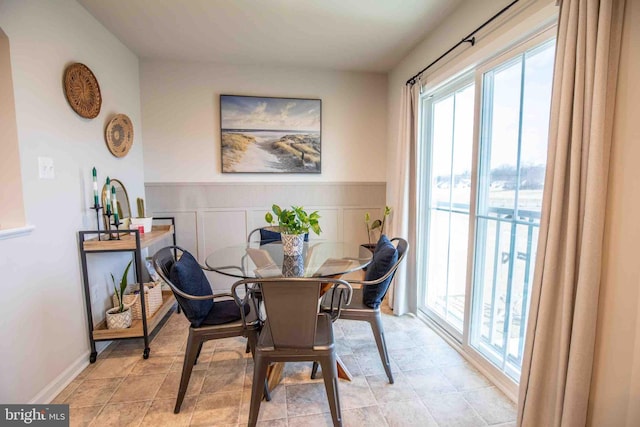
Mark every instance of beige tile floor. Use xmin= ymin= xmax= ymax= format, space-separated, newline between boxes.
xmin=54 ymin=306 xmax=517 ymax=426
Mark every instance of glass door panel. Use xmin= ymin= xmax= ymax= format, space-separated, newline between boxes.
xmin=471 ymin=39 xmax=555 ymax=381
xmin=422 ymin=79 xmax=475 ymax=336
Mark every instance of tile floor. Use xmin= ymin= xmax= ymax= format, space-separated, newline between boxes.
xmin=54 ymin=306 xmax=516 ymax=426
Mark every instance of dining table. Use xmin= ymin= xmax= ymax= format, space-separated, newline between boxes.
xmin=205 ymin=241 xmax=372 ymax=279
xmin=205 ymin=240 xmax=373 ymax=391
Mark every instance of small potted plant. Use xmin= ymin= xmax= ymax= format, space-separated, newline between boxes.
xmin=364 ymin=206 xmax=392 ymax=250
xmin=130 ymin=197 xmax=153 ymax=233
xmin=106 ymin=260 xmax=133 ymax=329
xmin=265 ymin=204 xmax=321 ymax=256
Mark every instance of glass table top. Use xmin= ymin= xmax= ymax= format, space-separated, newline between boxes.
xmin=205 ymin=241 xmax=373 ymax=279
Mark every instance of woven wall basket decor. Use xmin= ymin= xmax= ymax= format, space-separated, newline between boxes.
xmin=63 ymin=63 xmax=102 ymax=119
xmin=105 ymin=114 xmax=134 ymax=158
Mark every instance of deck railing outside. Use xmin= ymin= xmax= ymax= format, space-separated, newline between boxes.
xmin=431 ymin=201 xmax=541 ymax=380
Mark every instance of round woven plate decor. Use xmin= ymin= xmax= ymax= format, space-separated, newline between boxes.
xmin=105 ymin=114 xmax=134 ymax=158
xmin=63 ymin=63 xmax=102 ymax=119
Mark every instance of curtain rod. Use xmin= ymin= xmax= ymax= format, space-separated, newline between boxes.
xmin=406 ymin=0 xmax=521 ymax=86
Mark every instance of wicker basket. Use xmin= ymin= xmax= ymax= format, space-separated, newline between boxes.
xmin=112 ymin=282 xmax=162 ymax=320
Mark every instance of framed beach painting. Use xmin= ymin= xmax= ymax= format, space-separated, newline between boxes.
xmin=220 ymin=95 xmax=321 ymax=173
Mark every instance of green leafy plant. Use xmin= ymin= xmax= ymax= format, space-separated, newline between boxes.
xmin=111 ymin=260 xmax=133 ymax=313
xmin=136 ymin=197 xmax=145 ymax=218
xmin=265 ymin=204 xmax=322 ymax=236
xmin=365 ymin=206 xmax=392 ymax=245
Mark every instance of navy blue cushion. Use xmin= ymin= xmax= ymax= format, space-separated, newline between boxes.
xmin=259 ymin=228 xmax=309 ymax=245
xmin=201 ymin=300 xmax=249 ymax=326
xmin=259 ymin=228 xmax=282 ymax=245
xmin=169 ymin=251 xmax=213 ymax=327
xmin=363 ymin=235 xmax=399 ymax=309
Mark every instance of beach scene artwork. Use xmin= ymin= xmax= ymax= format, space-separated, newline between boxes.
xmin=220 ymin=95 xmax=321 ymax=173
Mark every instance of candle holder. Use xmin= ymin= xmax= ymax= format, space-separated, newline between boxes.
xmin=104 ymin=211 xmax=114 ymax=240
xmin=111 ymin=217 xmax=123 ymax=240
xmin=90 ymin=203 xmax=103 ymax=241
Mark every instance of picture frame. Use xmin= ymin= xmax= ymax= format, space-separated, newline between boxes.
xmin=220 ymin=95 xmax=321 ymax=173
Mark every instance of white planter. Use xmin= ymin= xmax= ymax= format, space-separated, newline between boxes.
xmin=106 ymin=306 xmax=132 ymax=329
xmin=130 ymin=217 xmax=153 ymax=233
xmin=281 ymin=233 xmax=304 ymax=257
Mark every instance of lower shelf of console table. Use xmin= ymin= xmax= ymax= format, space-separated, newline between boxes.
xmin=89 ymin=291 xmax=176 ymax=362
xmin=92 ymin=291 xmax=175 ymax=341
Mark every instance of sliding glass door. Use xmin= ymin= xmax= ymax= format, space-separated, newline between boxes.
xmin=418 ymin=32 xmax=556 ymax=384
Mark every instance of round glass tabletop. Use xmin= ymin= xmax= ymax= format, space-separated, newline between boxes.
xmin=205 ymin=241 xmax=373 ymax=279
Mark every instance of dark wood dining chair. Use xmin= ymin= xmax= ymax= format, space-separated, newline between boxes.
xmin=232 ymin=277 xmax=352 ymax=427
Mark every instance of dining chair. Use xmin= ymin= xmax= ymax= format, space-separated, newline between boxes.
xmin=232 ymin=277 xmax=353 ymax=427
xmin=314 ymin=236 xmax=409 ymax=384
xmin=153 ymin=246 xmax=270 ymax=413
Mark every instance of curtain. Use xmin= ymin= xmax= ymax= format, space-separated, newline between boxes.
xmin=387 ymin=82 xmax=420 ymax=315
xmin=518 ymin=0 xmax=626 ymax=425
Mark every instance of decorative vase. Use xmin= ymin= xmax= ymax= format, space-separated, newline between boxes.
xmin=281 ymin=233 xmax=305 ymax=257
xmin=282 ymin=255 xmax=305 ymax=277
xmin=106 ymin=306 xmax=132 ymax=329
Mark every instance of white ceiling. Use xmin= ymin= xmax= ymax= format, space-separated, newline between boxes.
xmin=78 ymin=0 xmax=463 ymax=73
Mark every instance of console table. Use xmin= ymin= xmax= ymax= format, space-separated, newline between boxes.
xmin=78 ymin=217 xmax=176 ymax=362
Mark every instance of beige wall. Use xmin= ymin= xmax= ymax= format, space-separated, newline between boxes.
xmin=0 ymin=28 xmax=25 ymax=229
xmin=140 ymin=61 xmax=387 ymax=183
xmin=590 ymin=0 xmax=640 ymax=424
xmin=0 ymin=0 xmax=144 ymax=403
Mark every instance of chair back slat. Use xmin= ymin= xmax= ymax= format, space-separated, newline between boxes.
xmin=393 ymin=238 xmax=409 ymax=263
xmin=232 ymin=277 xmax=352 ymax=350
xmin=386 ymin=238 xmax=409 ymax=283
xmin=154 ymin=246 xmax=177 ymax=280
xmin=260 ymin=280 xmax=321 ymax=349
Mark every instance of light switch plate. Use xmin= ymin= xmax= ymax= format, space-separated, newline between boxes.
xmin=38 ymin=157 xmax=55 ymax=179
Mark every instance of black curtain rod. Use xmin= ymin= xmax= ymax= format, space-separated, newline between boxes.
xmin=406 ymin=0 xmax=521 ymax=86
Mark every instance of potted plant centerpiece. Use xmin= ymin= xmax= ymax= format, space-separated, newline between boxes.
xmin=130 ymin=197 xmax=153 ymax=233
xmin=265 ymin=204 xmax=321 ymax=256
xmin=106 ymin=260 xmax=134 ymax=329
xmin=364 ymin=205 xmax=392 ymax=251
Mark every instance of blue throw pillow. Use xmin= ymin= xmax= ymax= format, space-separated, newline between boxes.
xmin=169 ymin=251 xmax=213 ymax=327
xmin=259 ymin=228 xmax=282 ymax=245
xmin=363 ymin=235 xmax=399 ymax=309
xmin=259 ymin=228 xmax=309 ymax=245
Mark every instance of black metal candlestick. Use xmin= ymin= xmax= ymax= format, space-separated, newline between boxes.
xmin=104 ymin=211 xmax=113 ymax=240
xmin=90 ymin=204 xmax=103 ymax=241
xmin=111 ymin=216 xmax=123 ymax=240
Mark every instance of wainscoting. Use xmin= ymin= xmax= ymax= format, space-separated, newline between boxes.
xmin=145 ymin=182 xmax=386 ymax=289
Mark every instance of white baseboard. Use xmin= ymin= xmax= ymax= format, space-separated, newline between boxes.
xmin=29 ymin=341 xmax=110 ymax=404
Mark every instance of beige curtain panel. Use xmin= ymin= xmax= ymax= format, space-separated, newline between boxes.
xmin=518 ymin=0 xmax=626 ymax=426
xmin=388 ymin=83 xmax=420 ymax=315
